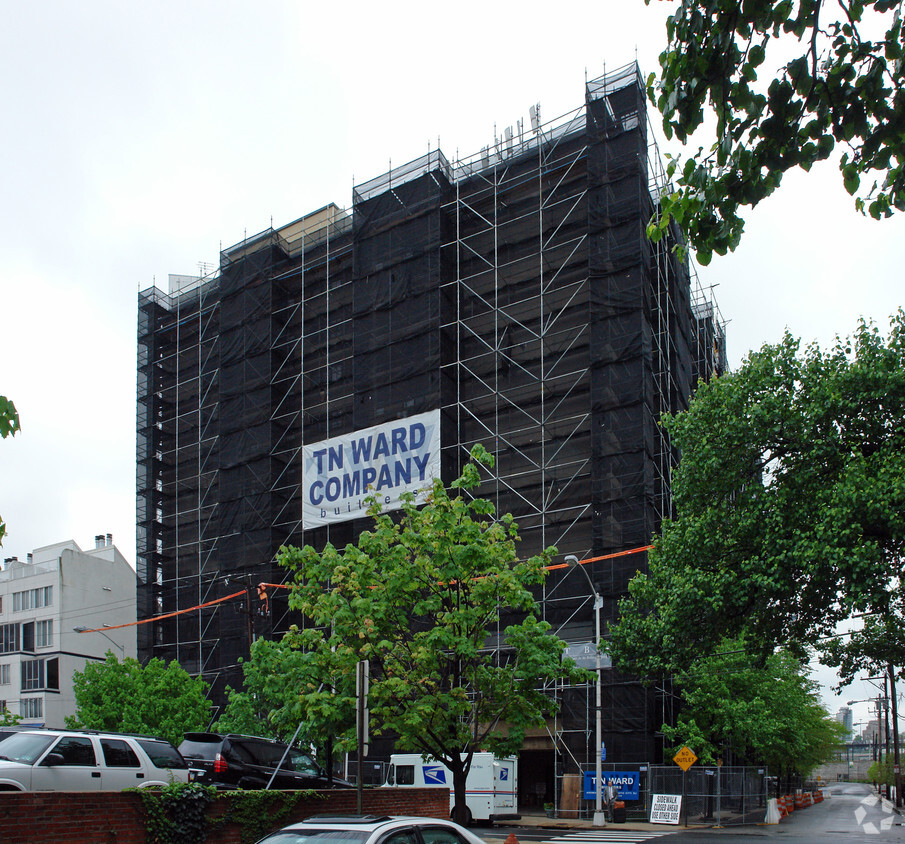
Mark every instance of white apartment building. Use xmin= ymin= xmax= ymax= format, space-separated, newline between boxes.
xmin=0 ymin=534 xmax=136 ymax=727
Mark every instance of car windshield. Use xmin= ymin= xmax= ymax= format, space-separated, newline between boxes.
xmin=257 ymin=832 xmax=371 ymax=844
xmin=0 ymin=732 xmax=55 ymax=764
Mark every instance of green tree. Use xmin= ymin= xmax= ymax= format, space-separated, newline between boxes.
xmin=610 ymin=312 xmax=905 ymax=674
xmin=821 ymin=617 xmax=905 ymax=689
xmin=66 ymin=654 xmax=212 ymax=747
xmin=215 ymin=634 xmax=356 ymax=782
xmin=0 ymin=395 xmax=20 ymax=546
xmin=868 ymin=756 xmax=894 ymax=787
xmin=663 ymin=641 xmax=845 ymax=779
xmin=279 ymin=445 xmax=588 ymax=824
xmin=645 ymin=0 xmax=905 ymax=264
xmin=1 ymin=707 xmax=22 ymax=727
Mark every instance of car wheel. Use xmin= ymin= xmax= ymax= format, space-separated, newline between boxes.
xmin=237 ymin=776 xmax=265 ymax=790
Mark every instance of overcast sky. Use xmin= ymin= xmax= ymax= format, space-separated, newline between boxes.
xmin=1 ymin=2 xmax=902 ymax=723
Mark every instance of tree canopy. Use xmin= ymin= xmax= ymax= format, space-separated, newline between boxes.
xmin=278 ymin=445 xmax=587 ymax=822
xmin=0 ymin=395 xmax=20 ymax=546
xmin=215 ymin=634 xmax=356 ymax=780
xmin=66 ymin=655 xmax=212 ymax=747
xmin=821 ymin=616 xmax=905 ymax=689
xmin=663 ymin=640 xmax=845 ymax=775
xmin=610 ymin=312 xmax=905 ymax=674
xmin=646 ymin=0 xmax=905 ymax=264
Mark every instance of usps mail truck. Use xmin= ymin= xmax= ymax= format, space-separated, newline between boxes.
xmin=384 ymin=753 xmax=518 ymax=824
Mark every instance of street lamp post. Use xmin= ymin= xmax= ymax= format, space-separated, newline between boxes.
xmin=73 ymin=626 xmax=125 ymax=659
xmin=566 ymin=555 xmax=606 ymax=827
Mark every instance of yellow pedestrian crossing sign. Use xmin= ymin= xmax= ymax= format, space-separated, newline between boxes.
xmin=673 ymin=746 xmax=697 ymax=771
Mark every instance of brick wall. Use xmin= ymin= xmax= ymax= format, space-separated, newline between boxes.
xmin=0 ymin=787 xmax=450 ymax=844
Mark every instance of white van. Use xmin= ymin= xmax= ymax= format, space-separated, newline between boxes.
xmin=384 ymin=752 xmax=518 ymax=824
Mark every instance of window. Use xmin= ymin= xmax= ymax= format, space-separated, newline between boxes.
xmin=21 ymin=657 xmax=57 ymax=691
xmin=0 ymin=663 xmax=9 ymax=685
xmin=382 ymin=831 xmax=419 ymax=844
xmin=101 ymin=738 xmax=140 ymax=768
xmin=135 ymin=739 xmax=188 ymax=769
xmin=396 ymin=764 xmax=415 ymax=785
xmin=22 ymin=622 xmax=34 ymax=652
xmin=22 ymin=658 xmax=44 ymax=690
xmin=36 ymin=619 xmax=53 ymax=648
xmin=0 ymin=623 xmax=18 ymax=654
xmin=20 ymin=697 xmax=42 ymax=719
xmin=419 ymin=827 xmax=471 ymax=844
xmin=46 ymin=657 xmax=59 ymax=690
xmin=51 ymin=735 xmax=96 ymax=766
xmin=12 ymin=586 xmax=52 ymax=612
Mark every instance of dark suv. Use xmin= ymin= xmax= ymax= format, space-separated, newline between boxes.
xmin=178 ymin=732 xmax=351 ymax=790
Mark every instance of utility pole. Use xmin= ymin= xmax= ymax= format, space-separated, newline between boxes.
xmin=889 ymin=663 xmax=901 ymax=807
xmin=243 ymin=584 xmax=256 ymax=648
xmin=356 ymin=659 xmax=369 ymax=814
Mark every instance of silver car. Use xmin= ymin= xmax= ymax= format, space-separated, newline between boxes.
xmin=0 ymin=728 xmax=190 ymax=791
xmin=255 ymin=814 xmax=488 ymax=844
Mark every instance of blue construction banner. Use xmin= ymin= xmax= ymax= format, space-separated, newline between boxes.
xmin=583 ymin=771 xmax=640 ymax=800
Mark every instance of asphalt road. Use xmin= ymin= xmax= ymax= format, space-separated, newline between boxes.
xmin=485 ymin=783 xmax=905 ymax=843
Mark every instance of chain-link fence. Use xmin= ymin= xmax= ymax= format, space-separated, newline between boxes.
xmin=571 ymin=764 xmax=769 ymax=826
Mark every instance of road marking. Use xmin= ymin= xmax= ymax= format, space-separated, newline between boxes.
xmin=854 ymin=792 xmax=895 ymax=834
xmin=545 ymin=832 xmax=675 ymax=843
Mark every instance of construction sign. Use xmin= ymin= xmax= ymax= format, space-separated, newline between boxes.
xmin=673 ymin=746 xmax=697 ymax=771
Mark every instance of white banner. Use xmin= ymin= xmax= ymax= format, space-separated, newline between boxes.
xmin=650 ymin=794 xmax=682 ymax=824
xmin=302 ymin=410 xmax=441 ymax=529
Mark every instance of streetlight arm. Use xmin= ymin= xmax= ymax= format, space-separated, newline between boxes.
xmin=73 ymin=626 xmax=125 ymax=658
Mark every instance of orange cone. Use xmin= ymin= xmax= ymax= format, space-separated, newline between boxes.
xmin=504 ymin=834 xmax=519 ymax=844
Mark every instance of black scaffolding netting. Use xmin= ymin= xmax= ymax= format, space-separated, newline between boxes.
xmin=136 ymin=63 xmax=723 ymax=748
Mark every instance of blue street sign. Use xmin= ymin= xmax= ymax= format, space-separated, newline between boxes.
xmin=601 ymin=742 xmax=606 ymax=762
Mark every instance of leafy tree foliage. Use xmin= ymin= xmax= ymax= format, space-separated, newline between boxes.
xmin=66 ymin=655 xmax=212 ymax=747
xmin=610 ymin=312 xmax=905 ymax=674
xmin=215 ymin=634 xmax=355 ymax=782
xmin=1 ymin=707 xmax=22 ymax=727
xmin=279 ymin=445 xmax=588 ymax=823
xmin=820 ymin=616 xmax=905 ymax=688
xmin=868 ymin=756 xmax=895 ymax=786
xmin=663 ymin=641 xmax=845 ymax=776
xmin=646 ymin=0 xmax=905 ymax=263
xmin=215 ymin=638 xmax=308 ymax=740
xmin=0 ymin=395 xmax=20 ymax=546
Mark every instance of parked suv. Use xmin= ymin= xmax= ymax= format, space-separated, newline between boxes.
xmin=178 ymin=732 xmax=351 ymax=790
xmin=0 ymin=729 xmax=190 ymax=791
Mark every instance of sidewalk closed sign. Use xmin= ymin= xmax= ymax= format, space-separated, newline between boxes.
xmin=650 ymin=794 xmax=682 ymax=824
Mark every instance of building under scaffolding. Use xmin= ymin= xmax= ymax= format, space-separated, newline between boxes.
xmin=136 ymin=63 xmax=725 ymax=807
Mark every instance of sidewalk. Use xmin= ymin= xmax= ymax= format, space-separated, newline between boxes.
xmin=510 ymin=810 xmax=677 ymax=834
xmin=509 ymin=808 xmax=776 ymax=835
